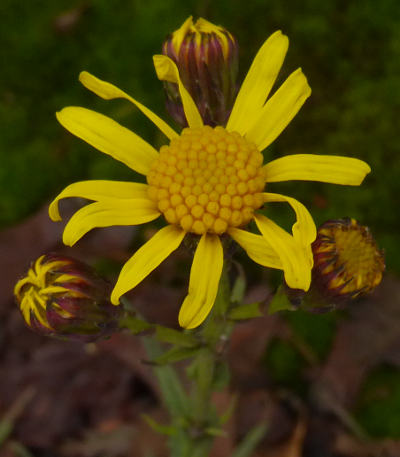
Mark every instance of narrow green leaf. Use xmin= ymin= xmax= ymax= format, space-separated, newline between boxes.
xmin=0 ymin=419 xmax=13 ymax=445
xmin=212 ymin=266 xmax=231 ymax=317
xmin=119 ymin=315 xmax=153 ymax=334
xmin=232 ymin=422 xmax=268 ymax=457
xmin=213 ymin=362 xmax=230 ymax=390
xmin=153 ymin=346 xmax=200 ymax=365
xmin=143 ymin=337 xmax=189 ymax=417
xmin=205 ymin=427 xmax=226 ymax=437
xmin=229 ymin=302 xmax=262 ymax=320
xmin=168 ymin=428 xmax=193 ymax=457
xmin=155 ymin=326 xmax=198 ymax=347
xmin=219 ymin=395 xmax=237 ymax=425
xmin=268 ymin=285 xmax=294 ymax=314
xmin=142 ymin=414 xmax=175 ymax=436
xmin=231 ymin=274 xmax=246 ymax=303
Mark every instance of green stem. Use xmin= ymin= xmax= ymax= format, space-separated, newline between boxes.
xmin=186 ymin=266 xmax=233 ymax=453
xmin=142 ymin=336 xmax=190 ymax=419
xmin=191 ymin=348 xmax=215 ymax=428
xmin=121 ymin=266 xmax=233 ymax=457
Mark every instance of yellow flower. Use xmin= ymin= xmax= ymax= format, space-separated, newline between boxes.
xmin=14 ymin=254 xmax=119 ymax=340
xmin=312 ymin=218 xmax=385 ymax=301
xmin=162 ymin=16 xmax=238 ymax=126
xmin=50 ymin=29 xmax=370 ymax=329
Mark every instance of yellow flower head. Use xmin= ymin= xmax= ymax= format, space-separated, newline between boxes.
xmin=14 ymin=254 xmax=119 ymax=340
xmin=168 ymin=16 xmax=235 ymax=60
xmin=15 ymin=255 xmax=72 ymax=331
xmin=162 ymin=16 xmax=238 ymax=126
xmin=50 ymin=20 xmax=371 ymax=328
xmin=312 ymin=218 xmax=385 ymax=300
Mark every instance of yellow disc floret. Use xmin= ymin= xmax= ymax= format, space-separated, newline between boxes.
xmin=326 ymin=222 xmax=384 ymax=293
xmin=147 ymin=126 xmax=265 ymax=235
xmin=313 ymin=219 xmax=385 ymax=299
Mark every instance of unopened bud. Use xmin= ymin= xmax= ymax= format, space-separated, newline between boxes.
xmin=14 ymin=254 xmax=121 ymax=341
xmin=312 ymin=218 xmax=385 ymax=303
xmin=162 ymin=16 xmax=238 ymax=127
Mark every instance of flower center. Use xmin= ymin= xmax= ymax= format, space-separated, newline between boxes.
xmin=315 ymin=220 xmax=385 ymax=296
xmin=147 ymin=126 xmax=265 ymax=235
xmin=332 ymin=224 xmax=384 ymax=293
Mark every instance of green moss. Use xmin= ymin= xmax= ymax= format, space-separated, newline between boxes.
xmin=2 ymin=0 xmax=399 ymax=275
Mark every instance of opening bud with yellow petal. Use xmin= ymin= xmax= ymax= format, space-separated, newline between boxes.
xmin=282 ymin=219 xmax=385 ymax=312
xmin=14 ymin=254 xmax=121 ymax=342
xmin=162 ymin=16 xmax=238 ymax=127
xmin=312 ymin=218 xmax=385 ymax=304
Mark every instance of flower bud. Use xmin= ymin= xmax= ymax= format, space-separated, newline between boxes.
xmin=162 ymin=16 xmax=238 ymax=127
xmin=312 ymin=218 xmax=385 ymax=303
xmin=14 ymin=254 xmax=121 ymax=341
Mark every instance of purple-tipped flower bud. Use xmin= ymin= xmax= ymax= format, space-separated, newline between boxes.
xmin=312 ymin=218 xmax=385 ymax=303
xmin=162 ymin=16 xmax=238 ymax=127
xmin=14 ymin=254 xmax=121 ymax=342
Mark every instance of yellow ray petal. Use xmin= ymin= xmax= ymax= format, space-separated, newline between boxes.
xmin=226 ymin=31 xmax=289 ymax=134
xmin=179 ymin=234 xmax=223 ymax=329
xmin=111 ymin=225 xmax=185 ymax=304
xmin=22 ymin=292 xmax=51 ymax=329
xmin=40 ymin=286 xmax=72 ymax=295
xmin=153 ymin=54 xmax=203 ymax=128
xmin=171 ymin=17 xmax=194 ymax=54
xmin=14 ymin=277 xmax=33 ymax=300
xmin=57 ymin=107 xmax=159 ymax=175
xmin=246 ymin=68 xmax=311 ymax=151
xmin=254 ymin=214 xmax=312 ymax=290
xmin=20 ymin=295 xmax=33 ymax=325
xmin=262 ymin=193 xmax=316 ymax=247
xmin=62 ymin=199 xmax=160 ymax=246
xmin=229 ymin=228 xmax=282 ymax=269
xmin=79 ymin=71 xmax=178 ymax=140
xmin=263 ymin=154 xmax=371 ymax=185
xmin=49 ymin=180 xmax=149 ymax=221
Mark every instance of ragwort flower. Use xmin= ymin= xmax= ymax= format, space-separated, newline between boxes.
xmin=50 ymin=27 xmax=370 ymax=328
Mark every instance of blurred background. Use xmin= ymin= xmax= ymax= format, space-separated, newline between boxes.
xmin=1 ymin=0 xmax=400 ymax=456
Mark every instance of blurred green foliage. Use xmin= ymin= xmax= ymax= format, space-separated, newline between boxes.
xmin=263 ymin=310 xmax=337 ymax=394
xmin=285 ymin=309 xmax=337 ymax=361
xmin=1 ymin=0 xmax=399 ymax=273
xmin=264 ymin=319 xmax=400 ymax=439
xmin=264 ymin=338 xmax=307 ymax=394
xmin=355 ymin=365 xmax=400 ymax=438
